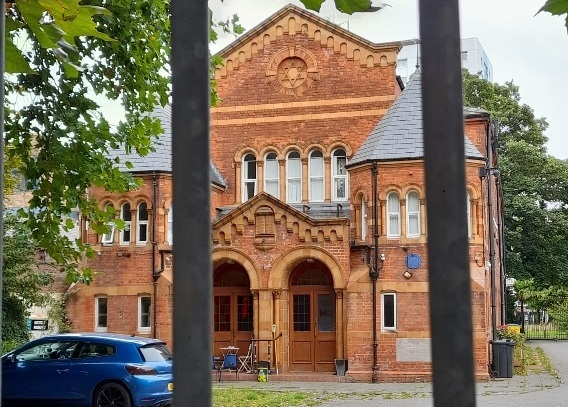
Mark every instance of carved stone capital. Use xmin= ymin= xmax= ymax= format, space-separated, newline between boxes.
xmin=272 ymin=290 xmax=282 ymax=300
xmin=335 ymin=289 xmax=344 ymax=299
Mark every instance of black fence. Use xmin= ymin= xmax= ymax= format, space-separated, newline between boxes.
xmin=0 ymin=1 xmax=477 ymax=406
xmin=520 ymin=295 xmax=568 ymax=340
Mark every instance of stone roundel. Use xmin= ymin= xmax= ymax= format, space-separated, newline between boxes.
xmin=266 ymin=46 xmax=319 ymax=96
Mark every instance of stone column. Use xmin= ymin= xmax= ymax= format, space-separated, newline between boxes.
xmin=272 ymin=290 xmax=282 ymax=371
xmin=301 ymin=157 xmax=308 ymax=203
xmin=379 ymin=199 xmax=386 ymax=237
xmin=279 ymin=159 xmax=286 ymax=201
xmin=252 ymin=289 xmax=259 ymax=339
xmin=473 ymin=199 xmax=480 ymax=238
xmin=400 ymin=198 xmax=407 ymax=237
xmin=335 ymin=289 xmax=344 ymax=359
xmin=420 ymin=198 xmax=427 ymax=237
xmin=235 ymin=162 xmax=242 ymax=204
xmin=324 ymin=157 xmax=331 ymax=202
xmin=257 ymin=161 xmax=265 ymax=194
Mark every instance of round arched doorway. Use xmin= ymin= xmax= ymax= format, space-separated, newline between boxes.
xmin=213 ymin=264 xmax=253 ymax=356
xmin=289 ymin=260 xmax=336 ymax=372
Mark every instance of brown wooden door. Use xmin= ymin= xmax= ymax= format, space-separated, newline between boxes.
xmin=213 ymin=289 xmax=253 ymax=357
xmin=290 ymin=289 xmax=336 ymax=372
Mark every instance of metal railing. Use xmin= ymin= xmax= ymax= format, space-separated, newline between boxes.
xmin=0 ymin=0 xmax=476 ymax=406
xmin=171 ymin=0 xmax=475 ymax=406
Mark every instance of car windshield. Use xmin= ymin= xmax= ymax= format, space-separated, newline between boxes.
xmin=139 ymin=344 xmax=172 ymax=362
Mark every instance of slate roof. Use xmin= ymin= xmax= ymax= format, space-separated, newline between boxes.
xmin=107 ymin=105 xmax=227 ymax=188
xmin=348 ymin=70 xmax=485 ymax=167
xmin=214 ymin=201 xmax=350 ymax=222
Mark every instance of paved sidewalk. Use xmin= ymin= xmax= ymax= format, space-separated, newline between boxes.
xmin=214 ymin=341 xmax=565 ymax=406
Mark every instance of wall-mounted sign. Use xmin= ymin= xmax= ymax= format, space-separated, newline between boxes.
xmin=28 ymin=319 xmax=49 ymax=331
xmin=405 ymin=253 xmax=422 ymax=269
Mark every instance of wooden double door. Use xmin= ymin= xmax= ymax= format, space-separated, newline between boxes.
xmin=213 ymin=289 xmax=254 ymax=356
xmin=213 ymin=265 xmax=253 ymax=356
xmin=289 ymin=287 xmax=336 ymax=372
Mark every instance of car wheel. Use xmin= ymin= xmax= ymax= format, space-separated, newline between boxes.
xmin=94 ymin=383 xmax=132 ymax=407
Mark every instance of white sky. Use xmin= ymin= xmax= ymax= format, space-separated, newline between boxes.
xmin=209 ymin=0 xmax=568 ymax=159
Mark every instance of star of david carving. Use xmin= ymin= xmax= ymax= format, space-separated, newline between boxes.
xmin=278 ymin=58 xmax=307 ymax=88
xmin=281 ymin=61 xmax=307 ymax=86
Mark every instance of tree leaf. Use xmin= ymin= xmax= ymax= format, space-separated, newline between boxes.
xmin=4 ymin=37 xmax=35 ymax=74
xmin=334 ymin=0 xmax=385 ymax=14
xmin=299 ymin=0 xmax=383 ymax=14
xmin=38 ymin=0 xmax=116 ymax=43
xmin=538 ymin=0 xmax=568 ymax=15
xmin=538 ymin=0 xmax=568 ymax=31
xmin=299 ymin=0 xmax=325 ymax=12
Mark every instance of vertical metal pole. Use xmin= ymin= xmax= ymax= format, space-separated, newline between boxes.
xmin=1 ymin=0 xmax=6 ymax=402
xmin=371 ymin=162 xmax=379 ymax=383
xmin=419 ymin=1 xmax=476 ymax=406
xmin=171 ymin=0 xmax=212 ymax=406
xmin=486 ymin=125 xmax=497 ymax=341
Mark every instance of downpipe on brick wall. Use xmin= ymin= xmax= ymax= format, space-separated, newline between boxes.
xmin=370 ymin=162 xmax=383 ymax=383
xmin=152 ymin=172 xmax=159 ymax=339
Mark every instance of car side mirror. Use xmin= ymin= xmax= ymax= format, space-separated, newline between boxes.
xmin=8 ymin=354 xmax=17 ymax=363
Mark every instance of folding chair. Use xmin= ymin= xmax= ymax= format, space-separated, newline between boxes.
xmin=238 ymin=343 xmax=253 ymax=374
xmin=218 ymin=353 xmax=238 ymax=382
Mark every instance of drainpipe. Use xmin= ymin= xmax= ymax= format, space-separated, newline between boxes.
xmin=496 ymin=175 xmax=507 ymax=325
xmin=370 ymin=162 xmax=380 ymax=383
xmin=486 ymin=122 xmax=497 ymax=341
xmin=152 ymin=172 xmax=159 ymax=338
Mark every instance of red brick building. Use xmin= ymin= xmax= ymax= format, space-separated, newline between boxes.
xmin=67 ymin=5 xmax=504 ymax=381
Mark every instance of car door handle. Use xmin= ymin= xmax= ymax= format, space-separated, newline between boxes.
xmin=56 ymin=369 xmax=69 ymax=374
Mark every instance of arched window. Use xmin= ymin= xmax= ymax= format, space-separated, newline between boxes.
xmin=467 ymin=191 xmax=472 ymax=238
xmin=242 ymin=153 xmax=257 ymax=202
xmin=264 ymin=152 xmax=279 ymax=198
xmin=167 ymin=207 xmax=173 ymax=244
xmin=387 ymin=192 xmax=400 ymax=237
xmin=120 ymin=202 xmax=131 ymax=244
xmin=309 ymin=150 xmax=324 ymax=202
xmin=406 ymin=191 xmax=420 ymax=237
xmin=286 ymin=150 xmax=302 ymax=203
xmin=137 ymin=202 xmax=148 ymax=244
xmin=361 ymin=195 xmax=368 ymax=241
xmin=332 ymin=149 xmax=347 ymax=201
xmin=101 ymin=204 xmax=115 ymax=244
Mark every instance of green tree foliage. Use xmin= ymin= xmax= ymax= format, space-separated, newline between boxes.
xmin=3 ymin=1 xmax=242 ymax=283
xmin=2 ymin=214 xmax=53 ymax=350
xmin=463 ymin=71 xmax=568 ymax=289
xmin=539 ymin=0 xmax=568 ymax=31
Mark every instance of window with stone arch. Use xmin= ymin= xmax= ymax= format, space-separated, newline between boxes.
xmin=387 ymin=191 xmax=401 ymax=238
xmin=286 ymin=150 xmax=302 ymax=203
xmin=331 ymin=148 xmax=348 ymax=201
xmin=309 ymin=149 xmax=324 ymax=202
xmin=360 ymin=194 xmax=368 ymax=241
xmin=119 ymin=202 xmax=131 ymax=244
xmin=137 ymin=202 xmax=149 ymax=244
xmin=167 ymin=206 xmax=173 ymax=245
xmin=264 ymin=152 xmax=279 ymax=198
xmin=466 ymin=191 xmax=472 ymax=238
xmin=406 ymin=191 xmax=420 ymax=238
xmin=242 ymin=153 xmax=257 ymax=202
xmin=101 ymin=203 xmax=116 ymax=244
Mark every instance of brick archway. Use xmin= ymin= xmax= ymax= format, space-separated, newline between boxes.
xmin=268 ymin=246 xmax=344 ymax=290
xmin=212 ymin=248 xmax=260 ymax=290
